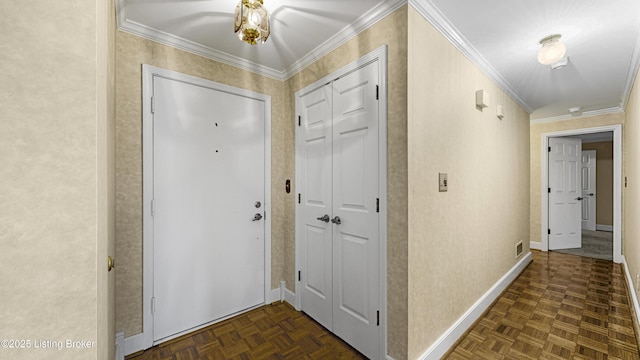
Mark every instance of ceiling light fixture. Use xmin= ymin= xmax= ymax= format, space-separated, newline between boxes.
xmin=234 ymin=0 xmax=270 ymax=45
xmin=537 ymin=34 xmax=566 ymax=65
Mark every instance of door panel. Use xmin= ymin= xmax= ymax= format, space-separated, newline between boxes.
xmin=296 ymin=61 xmax=380 ymax=359
xmin=153 ymin=76 xmax=265 ymax=342
xmin=581 ymin=150 xmax=596 ymax=230
xmin=298 ymin=84 xmax=333 ymax=330
xmin=332 ymin=61 xmax=379 ymax=360
xmin=549 ymin=137 xmax=582 ymax=250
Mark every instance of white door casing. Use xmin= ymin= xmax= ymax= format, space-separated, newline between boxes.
xmin=581 ymin=150 xmax=597 ymax=231
xmin=295 ymin=46 xmax=387 ymax=360
xmin=141 ymin=65 xmax=271 ymax=349
xmin=539 ymin=126 xmax=622 ymax=264
xmin=548 ymin=137 xmax=582 ymax=250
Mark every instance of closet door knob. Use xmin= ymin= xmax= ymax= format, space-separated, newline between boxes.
xmin=316 ymin=215 xmax=330 ymax=223
xmin=331 ymin=216 xmax=341 ymax=225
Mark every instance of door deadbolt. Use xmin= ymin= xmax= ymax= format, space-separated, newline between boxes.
xmin=255 ymin=201 xmax=261 ymax=208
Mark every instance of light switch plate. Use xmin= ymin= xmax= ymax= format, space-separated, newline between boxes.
xmin=439 ymin=173 xmax=448 ymax=192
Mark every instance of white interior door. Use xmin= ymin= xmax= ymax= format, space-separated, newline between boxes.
xmin=581 ymin=150 xmax=596 ymax=230
xmin=296 ymin=61 xmax=380 ymax=359
xmin=548 ymin=137 xmax=582 ymax=250
xmin=298 ymin=83 xmax=333 ymax=330
xmin=152 ymin=76 xmax=265 ymax=342
xmin=331 ymin=62 xmax=379 ymax=359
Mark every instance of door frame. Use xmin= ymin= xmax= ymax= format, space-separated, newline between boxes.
xmin=141 ymin=65 xmax=272 ymax=349
xmin=294 ymin=45 xmax=388 ymax=358
xmin=540 ymin=125 xmax=621 ymax=263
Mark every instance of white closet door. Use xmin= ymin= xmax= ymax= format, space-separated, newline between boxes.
xmin=298 ymin=84 xmax=334 ymax=330
xmin=152 ymin=76 xmax=265 ymax=342
xmin=549 ymin=137 xmax=582 ymax=250
xmin=331 ymin=61 xmax=380 ymax=360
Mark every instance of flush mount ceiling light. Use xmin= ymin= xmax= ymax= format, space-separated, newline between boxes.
xmin=537 ymin=34 xmax=566 ymax=65
xmin=234 ymin=0 xmax=270 ymax=45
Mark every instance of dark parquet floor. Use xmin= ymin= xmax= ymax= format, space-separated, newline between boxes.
xmin=445 ymin=250 xmax=640 ymax=360
xmin=128 ymin=250 xmax=640 ymax=360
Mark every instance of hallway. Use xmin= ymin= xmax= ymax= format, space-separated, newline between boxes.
xmin=445 ymin=250 xmax=639 ymax=359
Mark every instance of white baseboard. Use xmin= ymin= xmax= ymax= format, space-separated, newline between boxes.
xmin=418 ymin=252 xmax=533 ymax=360
xmin=530 ymin=241 xmax=542 ymax=250
xmin=124 ymin=333 xmax=145 ymax=357
xmin=115 ymin=332 xmax=125 ymax=360
xmin=621 ymin=256 xmax=640 ymax=331
xmin=596 ymin=224 xmax=614 ymax=232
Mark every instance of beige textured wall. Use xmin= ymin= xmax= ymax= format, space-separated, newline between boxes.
xmin=407 ymin=8 xmax=530 ymax=359
xmin=0 ymin=1 xmax=105 ymax=359
xmin=582 ymin=142 xmax=614 ymax=226
xmin=624 ymin=68 xmax=640 ymax=316
xmin=285 ymin=7 xmax=408 ymax=359
xmin=529 ymin=112 xmax=624 ymax=244
xmin=115 ymin=31 xmax=287 ymax=336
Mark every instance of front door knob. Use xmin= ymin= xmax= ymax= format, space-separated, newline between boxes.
xmin=252 ymin=213 xmax=263 ymax=221
xmin=331 ymin=216 xmax=341 ymax=225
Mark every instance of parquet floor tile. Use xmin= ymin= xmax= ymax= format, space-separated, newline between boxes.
xmin=445 ymin=250 xmax=640 ymax=360
xmin=129 ymin=250 xmax=639 ymax=360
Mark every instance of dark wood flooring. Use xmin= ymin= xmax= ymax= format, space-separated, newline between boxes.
xmin=128 ymin=250 xmax=640 ymax=360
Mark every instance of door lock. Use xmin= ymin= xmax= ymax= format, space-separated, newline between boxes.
xmin=331 ymin=216 xmax=341 ymax=225
xmin=316 ymin=214 xmax=330 ymax=223
xmin=252 ymin=213 xmax=263 ymax=221
xmin=576 ymin=197 xmax=584 ymax=201
xmin=255 ymin=201 xmax=261 ymax=208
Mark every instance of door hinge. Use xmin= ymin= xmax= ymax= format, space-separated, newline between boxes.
xmin=548 ymin=146 xmax=551 ymax=152
xmin=548 ymin=187 xmax=551 ymax=193
xmin=298 ymin=271 xmax=301 ymax=281
xmin=376 ymin=85 xmax=379 ymax=100
xmin=151 ymin=96 xmax=155 ymax=114
xmin=376 ymin=310 xmax=380 ymax=326
xmin=376 ymin=198 xmax=379 ymax=213
xmin=298 ymin=193 xmax=301 ymax=204
xmin=151 ymin=199 xmax=155 ymax=216
xmin=151 ymin=297 xmax=156 ymax=314
xmin=548 ymin=229 xmax=551 ymax=235
xmin=298 ymin=115 xmax=301 ymax=127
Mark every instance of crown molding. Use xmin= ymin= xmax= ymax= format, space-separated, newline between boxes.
xmin=116 ymin=0 xmax=406 ymax=81
xmin=620 ymin=18 xmax=640 ymax=111
xmin=282 ymin=0 xmax=406 ymax=79
xmin=409 ymin=0 xmax=532 ymax=114
xmin=529 ymin=107 xmax=623 ymax=125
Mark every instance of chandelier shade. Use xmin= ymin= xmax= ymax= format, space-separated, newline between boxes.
xmin=537 ymin=34 xmax=566 ymax=65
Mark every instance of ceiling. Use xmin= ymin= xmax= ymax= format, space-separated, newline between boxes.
xmin=117 ymin=0 xmax=640 ymax=121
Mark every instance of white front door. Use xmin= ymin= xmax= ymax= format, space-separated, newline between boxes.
xmin=152 ymin=75 xmax=266 ymax=342
xmin=581 ymin=150 xmax=597 ymax=230
xmin=296 ymin=60 xmax=381 ymax=359
xmin=548 ymin=137 xmax=582 ymax=250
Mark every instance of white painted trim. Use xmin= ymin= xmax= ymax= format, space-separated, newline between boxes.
xmin=116 ymin=0 xmax=404 ymax=81
xmin=124 ymin=333 xmax=145 ymax=357
xmin=540 ymin=125 xmax=622 ymax=263
xmin=620 ymin=21 xmax=640 ymax=111
xmin=141 ymin=65 xmax=272 ymax=351
xmin=622 ymin=255 xmax=640 ymax=333
xmin=115 ymin=332 xmax=125 ymax=360
xmin=418 ymin=252 xmax=533 ymax=360
xmin=596 ymin=224 xmax=614 ymax=232
xmin=409 ymin=0 xmax=531 ymax=113
xmin=530 ymin=241 xmax=542 ymax=251
xmin=294 ymin=45 xmax=388 ymax=359
xmin=530 ymin=107 xmax=624 ymax=125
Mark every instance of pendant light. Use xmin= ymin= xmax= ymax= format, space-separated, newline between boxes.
xmin=234 ymin=0 xmax=270 ymax=45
